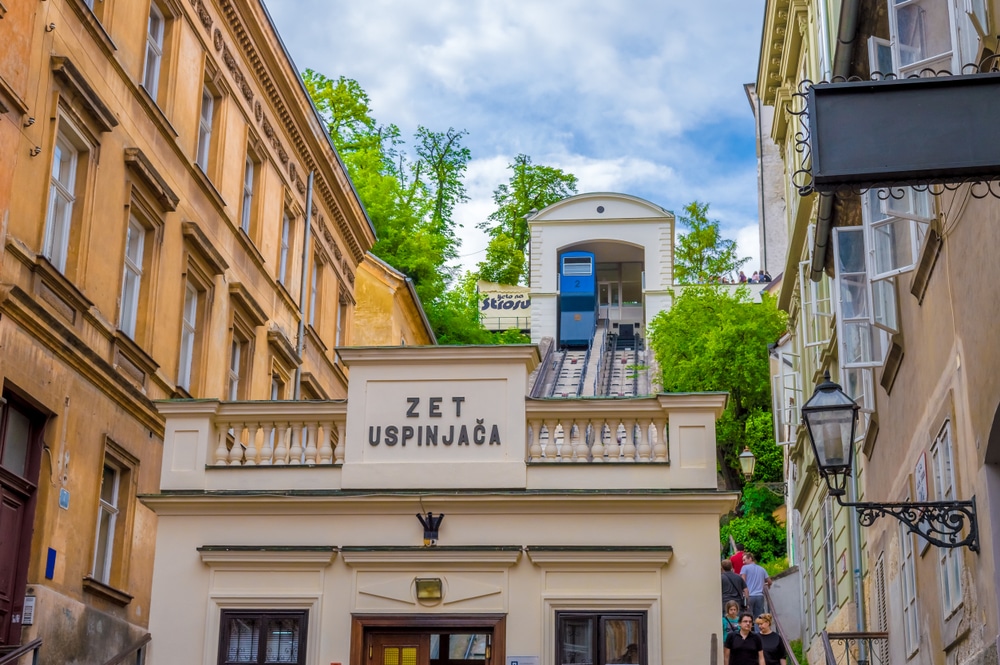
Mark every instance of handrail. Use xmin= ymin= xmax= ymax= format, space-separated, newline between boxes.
xmin=592 ymin=320 xmax=608 ymax=396
xmin=0 ymin=638 xmax=42 ymax=665
xmin=530 ymin=340 xmax=556 ymax=398
xmin=820 ymin=631 xmax=837 ymax=665
xmin=604 ymin=334 xmax=619 ymax=396
xmin=762 ymin=585 xmax=800 ymax=665
xmin=548 ymin=350 xmax=567 ymax=397
xmin=100 ymin=633 xmax=151 ymax=665
xmin=576 ymin=330 xmax=595 ymax=396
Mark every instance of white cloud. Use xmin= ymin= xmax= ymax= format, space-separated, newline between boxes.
xmin=263 ymin=0 xmax=768 ymax=276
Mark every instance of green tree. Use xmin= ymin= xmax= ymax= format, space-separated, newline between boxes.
xmin=478 ymin=154 xmax=577 ymax=285
xmin=303 ymin=70 xmax=464 ymax=309
xmin=673 ymin=201 xmax=749 ymax=284
xmin=648 ymin=285 xmax=786 ymax=489
xmin=720 ymin=512 xmax=787 ymax=564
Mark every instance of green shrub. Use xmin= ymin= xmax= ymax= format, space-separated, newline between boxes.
xmin=720 ymin=512 xmax=786 ymax=563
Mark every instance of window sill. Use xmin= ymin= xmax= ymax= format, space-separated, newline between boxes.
xmin=136 ymin=85 xmax=178 ymax=139
xmin=83 ymin=575 xmax=133 ymax=606
xmin=64 ymin=0 xmax=118 ymax=58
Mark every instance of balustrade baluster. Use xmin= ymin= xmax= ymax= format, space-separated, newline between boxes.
xmin=214 ymin=424 xmax=230 ymax=466
xmin=591 ymin=421 xmax=606 ymax=462
xmin=333 ymin=420 xmax=346 ymax=464
xmin=244 ymin=423 xmax=260 ymax=466
xmin=622 ymin=419 xmax=637 ymax=462
xmin=319 ymin=421 xmax=334 ymax=464
xmin=288 ymin=423 xmax=304 ymax=465
xmin=528 ymin=421 xmax=543 ymax=461
xmin=606 ymin=421 xmax=621 ymax=462
xmin=571 ymin=421 xmax=587 ymax=462
xmin=542 ymin=420 xmax=556 ymax=460
xmin=227 ymin=424 xmax=245 ymax=465
xmin=636 ymin=420 xmax=651 ymax=462
xmin=259 ymin=423 xmax=275 ymax=465
xmin=653 ymin=420 xmax=668 ymax=462
xmin=304 ymin=422 xmax=319 ymax=464
xmin=273 ymin=423 xmax=289 ymax=465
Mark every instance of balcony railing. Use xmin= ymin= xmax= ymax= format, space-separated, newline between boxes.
xmin=211 ymin=401 xmax=347 ymax=466
xmin=156 ymin=393 xmax=726 ymax=492
xmin=822 ymin=631 xmax=889 ymax=665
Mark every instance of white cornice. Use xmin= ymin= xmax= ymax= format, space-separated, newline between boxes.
xmin=341 ymin=548 xmax=522 ymax=567
xmin=199 ymin=546 xmax=337 ymax=566
xmin=526 ymin=547 xmax=672 ymax=567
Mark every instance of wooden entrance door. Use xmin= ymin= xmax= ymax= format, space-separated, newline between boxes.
xmin=353 ymin=615 xmax=505 ymax=665
xmin=0 ymin=394 xmax=45 ymax=646
xmin=371 ymin=633 xmax=431 ymax=665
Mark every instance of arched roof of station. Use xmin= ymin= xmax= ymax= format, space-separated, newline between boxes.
xmin=528 ymin=192 xmax=673 ymax=222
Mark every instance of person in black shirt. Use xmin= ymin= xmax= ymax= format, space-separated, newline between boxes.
xmin=724 ymin=613 xmax=764 ymax=665
xmin=755 ymin=614 xmax=787 ymax=665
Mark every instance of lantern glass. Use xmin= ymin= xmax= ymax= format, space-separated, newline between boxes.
xmin=738 ymin=447 xmax=756 ymax=479
xmin=802 ymin=374 xmax=859 ymax=476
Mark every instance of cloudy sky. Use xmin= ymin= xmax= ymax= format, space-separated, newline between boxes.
xmin=262 ymin=0 xmax=767 ymax=275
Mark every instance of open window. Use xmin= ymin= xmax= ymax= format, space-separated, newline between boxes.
xmin=772 ymin=349 xmax=802 ymax=446
xmin=833 ymin=227 xmax=888 ymax=368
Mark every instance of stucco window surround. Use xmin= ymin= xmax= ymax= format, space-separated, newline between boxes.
xmin=196 ymin=61 xmax=226 ymax=184
xmin=44 ymin=55 xmax=119 ymax=281
xmin=140 ymin=0 xmax=181 ymax=111
xmin=179 ymin=221 xmax=227 ymax=397
xmin=83 ymin=437 xmax=139 ymax=607
xmin=267 ymin=327 xmax=300 ymax=401
xmin=527 ymin=548 xmax=669 ymax=665
xmin=226 ymin=284 xmax=268 ymax=400
xmin=197 ymin=547 xmax=334 ymax=665
xmin=118 ymin=180 xmax=166 ymax=350
xmin=240 ymin=135 xmax=264 ymax=241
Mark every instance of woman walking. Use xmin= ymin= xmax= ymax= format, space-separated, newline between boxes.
xmin=755 ymin=614 xmax=787 ymax=665
xmin=724 ymin=612 xmax=764 ymax=665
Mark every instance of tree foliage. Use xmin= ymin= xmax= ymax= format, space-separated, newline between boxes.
xmin=303 ymin=70 xmax=464 ymax=309
xmin=303 ymin=70 xmax=549 ymax=345
xmin=721 ymin=512 xmax=787 ymax=564
xmin=673 ymin=201 xmax=749 ymax=284
xmin=478 ymin=154 xmax=578 ymax=285
xmin=648 ymin=284 xmax=786 ymax=488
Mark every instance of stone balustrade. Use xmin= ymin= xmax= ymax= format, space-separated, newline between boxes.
xmin=212 ymin=401 xmax=347 ymax=466
xmin=156 ymin=392 xmax=726 ymax=492
xmin=525 ymin=399 xmax=669 ymax=463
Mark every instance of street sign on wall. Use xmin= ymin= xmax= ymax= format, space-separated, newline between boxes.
xmin=808 ymin=72 xmax=1000 ymax=191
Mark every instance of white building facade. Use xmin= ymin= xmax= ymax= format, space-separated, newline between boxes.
xmin=143 ymin=345 xmax=736 ymax=665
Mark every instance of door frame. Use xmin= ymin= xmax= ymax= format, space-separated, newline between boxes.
xmin=351 ymin=614 xmax=506 ymax=665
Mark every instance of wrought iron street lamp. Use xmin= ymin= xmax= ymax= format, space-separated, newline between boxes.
xmin=803 ymin=372 xmax=980 ymax=552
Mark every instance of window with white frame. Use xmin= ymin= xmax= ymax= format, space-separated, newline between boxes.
xmin=241 ymin=155 xmax=256 ymax=234
xmin=874 ymin=555 xmax=890 ymax=663
xmin=142 ymin=2 xmax=165 ymax=99
xmin=802 ymin=527 xmax=818 ymax=637
xmin=278 ymin=212 xmax=292 ymax=285
xmin=899 ymin=505 xmax=920 ymax=655
xmin=178 ymin=282 xmax=199 ymax=391
xmin=197 ymin=86 xmax=214 ymax=170
xmin=822 ymin=497 xmax=838 ymax=614
xmin=44 ymin=133 xmax=80 ymax=273
xmin=119 ymin=216 xmax=146 ymax=338
xmin=931 ymin=421 xmax=963 ymax=613
xmin=888 ymin=0 xmax=986 ymax=77
xmin=771 ymin=349 xmax=801 ymax=446
xmin=92 ymin=462 xmax=121 ymax=584
xmin=833 ymin=227 xmax=888 ymax=368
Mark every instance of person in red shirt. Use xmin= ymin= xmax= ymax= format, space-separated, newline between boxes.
xmin=730 ymin=543 xmax=745 ymax=574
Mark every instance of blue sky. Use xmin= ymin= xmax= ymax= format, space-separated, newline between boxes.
xmin=262 ymin=0 xmax=768 ymax=274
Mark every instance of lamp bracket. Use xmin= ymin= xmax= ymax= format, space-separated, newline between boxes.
xmin=836 ymin=495 xmax=979 ymax=552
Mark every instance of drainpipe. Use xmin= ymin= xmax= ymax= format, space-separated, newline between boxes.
xmin=293 ymin=171 xmax=314 ymax=400
xmin=810 ymin=0 xmax=861 ymax=281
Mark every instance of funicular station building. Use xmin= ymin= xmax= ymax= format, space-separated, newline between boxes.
xmin=143 ymin=193 xmax=739 ymax=665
